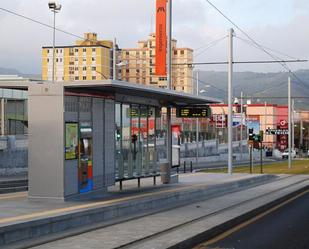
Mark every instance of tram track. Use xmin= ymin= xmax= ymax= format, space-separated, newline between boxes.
xmin=112 ymin=175 xmax=309 ymax=249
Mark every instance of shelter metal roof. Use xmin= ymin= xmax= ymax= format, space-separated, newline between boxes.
xmin=0 ymin=79 xmax=221 ymax=107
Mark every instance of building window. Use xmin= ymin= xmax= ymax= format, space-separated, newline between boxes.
xmin=180 ymin=50 xmax=185 ymax=55
xmin=83 ymin=58 xmax=86 ymax=62
xmin=92 ymin=76 xmax=96 ymax=80
xmin=174 ymin=50 xmax=177 ymax=55
xmin=83 ymin=76 xmax=87 ymax=80
xmin=92 ymin=48 xmax=96 ymax=52
xmin=136 ymin=69 xmax=140 ymax=73
xmin=60 ymin=58 xmax=63 ymax=62
xmin=75 ymin=76 xmax=79 ymax=80
xmin=92 ymin=57 xmax=95 ymax=61
xmin=47 ymin=58 xmax=49 ymax=62
xmin=75 ymin=48 xmax=79 ymax=53
xmin=83 ymin=48 xmax=87 ymax=52
xmin=56 ymin=58 xmax=59 ymax=62
xmin=83 ymin=67 xmax=87 ymax=71
xmin=126 ymin=69 xmax=129 ymax=73
xmin=56 ymin=49 xmax=58 ymax=53
xmin=126 ymin=51 xmax=130 ymax=56
xmin=74 ymin=67 xmax=79 ymax=71
xmin=92 ymin=67 xmax=96 ymax=71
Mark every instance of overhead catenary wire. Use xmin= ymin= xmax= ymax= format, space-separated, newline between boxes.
xmin=235 ymin=36 xmax=299 ymax=61
xmin=194 ymin=35 xmax=227 ymax=51
xmin=204 ymin=0 xmax=308 ymax=88
xmin=194 ymin=35 xmax=227 ymax=58
xmin=190 ymin=75 xmax=228 ymax=95
xmin=0 ymin=6 xmax=229 ymax=71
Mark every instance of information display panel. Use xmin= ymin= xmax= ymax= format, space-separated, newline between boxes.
xmin=65 ymin=123 xmax=78 ymax=160
xmin=176 ymin=106 xmax=210 ymax=118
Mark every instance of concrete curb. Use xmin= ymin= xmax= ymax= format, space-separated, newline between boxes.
xmin=0 ymin=174 xmax=276 ymax=248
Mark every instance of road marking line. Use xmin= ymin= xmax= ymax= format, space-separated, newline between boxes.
xmin=0 ymin=192 xmax=27 ymax=201
xmin=195 ymin=189 xmax=309 ymax=248
xmin=0 ymin=183 xmax=209 ymax=225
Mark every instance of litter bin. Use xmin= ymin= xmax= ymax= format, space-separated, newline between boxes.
xmin=160 ymin=162 xmax=171 ymax=184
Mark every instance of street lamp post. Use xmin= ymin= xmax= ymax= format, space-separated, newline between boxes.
xmin=48 ymin=2 xmax=62 ymax=83
xmin=228 ymin=28 xmax=234 ymax=175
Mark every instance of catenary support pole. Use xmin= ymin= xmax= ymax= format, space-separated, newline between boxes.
xmin=240 ymin=91 xmax=243 ymax=160
xmin=228 ymin=28 xmax=234 ymax=175
xmin=292 ymin=99 xmax=295 ymax=153
xmin=167 ymin=0 xmax=172 ymax=90
xmin=1 ymin=98 xmax=4 ymax=136
xmin=300 ymin=119 xmax=303 ymax=154
xmin=113 ymin=38 xmax=117 ymax=80
xmin=52 ymin=10 xmax=56 ymax=83
xmin=166 ymin=0 xmax=173 ymax=179
xmin=288 ymin=76 xmax=292 ymax=169
xmin=196 ymin=70 xmax=199 ymax=167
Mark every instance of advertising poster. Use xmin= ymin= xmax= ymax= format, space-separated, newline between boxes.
xmin=233 ymin=113 xmax=246 ymax=127
xmin=246 ymin=115 xmax=260 ymax=134
xmin=155 ymin=0 xmax=167 ymax=75
xmin=65 ymin=123 xmax=78 ymax=160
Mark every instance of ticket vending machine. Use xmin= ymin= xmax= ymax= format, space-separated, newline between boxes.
xmin=78 ymin=125 xmax=93 ymax=193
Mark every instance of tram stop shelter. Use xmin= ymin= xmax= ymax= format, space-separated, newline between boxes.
xmin=0 ymin=80 xmax=220 ymax=200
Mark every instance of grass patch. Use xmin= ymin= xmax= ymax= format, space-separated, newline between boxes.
xmin=203 ymin=159 xmax=309 ymax=174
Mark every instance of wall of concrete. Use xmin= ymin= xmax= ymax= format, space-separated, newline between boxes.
xmin=28 ymin=84 xmax=64 ymax=200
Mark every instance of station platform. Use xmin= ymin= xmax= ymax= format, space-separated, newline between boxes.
xmin=0 ymin=172 xmax=279 ymax=248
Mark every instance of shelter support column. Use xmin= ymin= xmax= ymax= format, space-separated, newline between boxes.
xmin=162 ymin=106 xmax=172 ymax=184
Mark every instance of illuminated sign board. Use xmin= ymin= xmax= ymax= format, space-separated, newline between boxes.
xmin=266 ymin=129 xmax=289 ymax=135
xmin=176 ymin=106 xmax=210 ymax=118
xmin=127 ymin=108 xmax=155 ymax=118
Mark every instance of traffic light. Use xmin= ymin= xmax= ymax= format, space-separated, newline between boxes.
xmin=116 ymin=129 xmax=121 ymax=141
xmin=131 ymin=134 xmax=138 ymax=143
xmin=249 ymin=128 xmax=254 ymax=141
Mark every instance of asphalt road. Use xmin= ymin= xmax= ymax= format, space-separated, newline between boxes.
xmin=198 ymin=191 xmax=309 ymax=249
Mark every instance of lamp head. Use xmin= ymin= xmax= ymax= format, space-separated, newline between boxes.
xmin=48 ymin=2 xmax=56 ymax=9
xmin=48 ymin=2 xmax=62 ymax=11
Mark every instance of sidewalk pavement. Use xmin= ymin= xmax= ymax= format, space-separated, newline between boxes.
xmin=0 ymin=172 xmax=277 ymax=248
xmin=31 ymin=174 xmax=309 ymax=249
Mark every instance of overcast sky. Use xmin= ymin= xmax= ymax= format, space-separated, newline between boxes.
xmin=0 ymin=0 xmax=308 ymax=74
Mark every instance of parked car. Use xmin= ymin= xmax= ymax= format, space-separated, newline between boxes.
xmin=282 ymin=149 xmax=296 ymax=159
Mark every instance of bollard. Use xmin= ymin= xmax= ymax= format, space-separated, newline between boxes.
xmin=190 ymin=161 xmax=193 ymax=172
xmin=160 ymin=162 xmax=171 ymax=184
xmin=184 ymin=161 xmax=186 ymax=173
xmin=137 ymin=178 xmax=141 ymax=188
